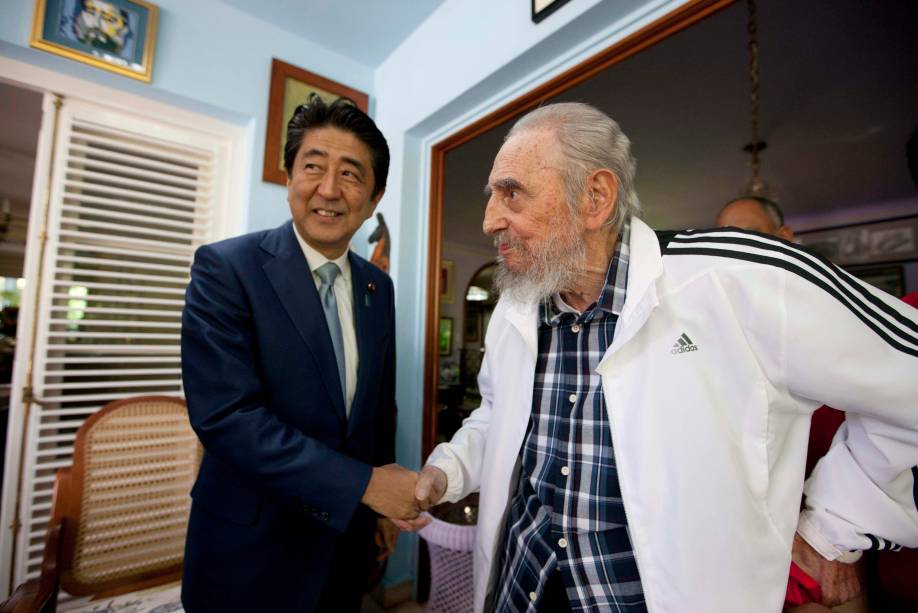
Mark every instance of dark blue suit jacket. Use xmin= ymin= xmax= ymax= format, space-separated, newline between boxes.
xmin=180 ymin=221 xmax=396 ymax=612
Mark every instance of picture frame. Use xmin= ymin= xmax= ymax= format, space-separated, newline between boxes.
xmin=796 ymin=215 xmax=918 ymax=267
xmin=262 ymin=58 xmax=369 ymax=185
xmin=30 ymin=0 xmax=159 ymax=83
xmin=532 ymin=0 xmax=573 ymax=23
xmin=440 ymin=259 xmax=455 ymax=304
xmin=438 ymin=317 xmax=453 ymax=356
xmin=847 ymin=264 xmax=906 ymax=298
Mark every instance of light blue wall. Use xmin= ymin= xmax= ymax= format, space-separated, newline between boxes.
xmin=0 ymin=0 xmax=373 ymax=234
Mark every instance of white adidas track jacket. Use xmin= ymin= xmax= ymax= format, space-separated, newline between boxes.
xmin=427 ymin=217 xmax=918 ymax=612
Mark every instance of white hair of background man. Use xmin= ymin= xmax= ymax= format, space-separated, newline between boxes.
xmin=506 ymin=101 xmax=642 ymax=233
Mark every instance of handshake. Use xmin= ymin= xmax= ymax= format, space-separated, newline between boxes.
xmin=361 ymin=463 xmax=448 ymax=531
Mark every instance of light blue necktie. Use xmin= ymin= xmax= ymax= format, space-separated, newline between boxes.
xmin=316 ymin=262 xmax=346 ymax=403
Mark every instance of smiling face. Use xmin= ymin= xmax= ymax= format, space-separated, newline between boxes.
xmin=286 ymin=126 xmax=383 ymax=259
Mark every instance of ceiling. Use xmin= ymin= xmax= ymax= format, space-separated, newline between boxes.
xmin=218 ymin=0 xmax=444 ymax=67
xmin=443 ymin=0 xmax=918 ymax=252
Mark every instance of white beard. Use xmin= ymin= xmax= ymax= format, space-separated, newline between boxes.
xmin=493 ymin=216 xmax=586 ymax=305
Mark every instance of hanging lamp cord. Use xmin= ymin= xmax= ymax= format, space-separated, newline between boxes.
xmin=747 ymin=0 xmax=761 ymax=179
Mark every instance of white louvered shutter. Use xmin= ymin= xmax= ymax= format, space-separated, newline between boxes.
xmin=12 ymin=98 xmax=227 ymax=585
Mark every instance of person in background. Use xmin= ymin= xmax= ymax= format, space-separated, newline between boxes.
xmin=181 ymin=94 xmax=418 ymax=613
xmin=715 ymin=195 xmax=794 ymax=241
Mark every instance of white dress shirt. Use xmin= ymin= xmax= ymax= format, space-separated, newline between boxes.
xmin=292 ymin=225 xmax=358 ymax=417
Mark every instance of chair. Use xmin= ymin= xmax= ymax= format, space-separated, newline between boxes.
xmin=418 ymin=497 xmax=478 ymax=613
xmin=1 ymin=396 xmax=201 ymax=612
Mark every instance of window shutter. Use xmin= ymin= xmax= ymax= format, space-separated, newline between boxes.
xmin=14 ymin=98 xmax=226 ymax=584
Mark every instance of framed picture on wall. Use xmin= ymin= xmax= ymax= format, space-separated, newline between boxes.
xmin=262 ymin=58 xmax=369 ymax=185
xmin=847 ymin=264 xmax=905 ymax=298
xmin=796 ymin=215 xmax=918 ymax=267
xmin=532 ymin=0 xmax=572 ymax=23
xmin=438 ymin=317 xmax=453 ymax=356
xmin=440 ymin=259 xmax=454 ymax=304
xmin=30 ymin=0 xmax=159 ymax=82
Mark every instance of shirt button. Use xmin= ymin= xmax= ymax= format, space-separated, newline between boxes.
xmin=560 ymin=466 xmax=570 ymax=476
xmin=568 ymin=394 xmax=576 ymax=403
xmin=571 ymin=324 xmax=580 ymax=333
xmin=529 ymin=591 xmax=538 ymax=602
xmin=558 ymin=537 xmax=568 ymax=549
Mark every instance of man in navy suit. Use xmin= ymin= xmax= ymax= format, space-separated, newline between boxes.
xmin=181 ymin=94 xmax=418 ymax=612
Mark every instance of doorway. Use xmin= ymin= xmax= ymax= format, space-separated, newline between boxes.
xmin=0 ymin=82 xmax=43 ymax=497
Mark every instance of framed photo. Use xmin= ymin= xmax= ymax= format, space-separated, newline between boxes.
xmin=532 ymin=0 xmax=573 ymax=23
xmin=440 ymin=259 xmax=455 ymax=304
xmin=796 ymin=215 xmax=918 ymax=267
xmin=30 ymin=0 xmax=159 ymax=82
xmin=848 ymin=265 xmax=905 ymax=298
xmin=438 ymin=317 xmax=453 ymax=356
xmin=262 ymin=58 xmax=369 ymax=185
xmin=464 ymin=310 xmax=480 ymax=343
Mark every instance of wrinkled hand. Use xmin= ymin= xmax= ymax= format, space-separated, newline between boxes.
xmin=791 ymin=533 xmax=862 ymax=607
xmin=361 ymin=464 xmax=420 ymax=520
xmin=392 ymin=466 xmax=447 ymax=532
xmin=375 ymin=518 xmax=400 ymax=561
xmin=417 ymin=465 xmax=447 ymax=509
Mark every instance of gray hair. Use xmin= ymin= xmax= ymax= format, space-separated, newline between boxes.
xmin=506 ymin=102 xmax=641 ymax=233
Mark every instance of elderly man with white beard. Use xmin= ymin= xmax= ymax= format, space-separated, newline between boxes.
xmin=395 ymin=102 xmax=918 ymax=613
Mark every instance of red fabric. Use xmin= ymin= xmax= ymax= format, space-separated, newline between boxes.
xmin=877 ymin=547 xmax=918 ymax=600
xmin=805 ymin=406 xmax=846 ymax=478
xmin=785 ymin=561 xmax=823 ymax=607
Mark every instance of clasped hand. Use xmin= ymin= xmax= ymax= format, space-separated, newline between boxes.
xmin=361 ymin=464 xmax=447 ymax=531
xmin=791 ymin=532 xmax=862 ymax=607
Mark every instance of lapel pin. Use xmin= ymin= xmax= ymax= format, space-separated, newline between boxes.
xmin=367 ymin=282 xmax=376 ymax=293
xmin=365 ymin=283 xmax=375 ymax=307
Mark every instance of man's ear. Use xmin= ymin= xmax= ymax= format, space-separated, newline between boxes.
xmin=582 ymin=169 xmax=618 ymax=231
xmin=777 ymin=225 xmax=794 ymax=242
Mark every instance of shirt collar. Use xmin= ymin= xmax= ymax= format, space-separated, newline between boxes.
xmin=541 ymin=217 xmax=632 ymax=325
xmin=291 ymin=223 xmax=352 ymax=283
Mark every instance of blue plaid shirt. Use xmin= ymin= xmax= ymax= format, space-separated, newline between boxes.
xmin=494 ymin=220 xmax=646 ymax=612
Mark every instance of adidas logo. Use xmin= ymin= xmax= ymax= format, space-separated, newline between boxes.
xmin=671 ymin=332 xmax=698 ymax=355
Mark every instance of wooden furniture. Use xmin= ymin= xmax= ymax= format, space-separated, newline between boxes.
xmin=1 ymin=396 xmax=201 ymax=612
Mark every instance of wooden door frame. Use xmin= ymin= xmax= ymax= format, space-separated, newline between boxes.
xmin=421 ymin=0 xmax=736 ymax=458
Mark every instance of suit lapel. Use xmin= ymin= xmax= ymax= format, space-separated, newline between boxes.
xmin=347 ymin=252 xmax=380 ymax=436
xmin=261 ymin=222 xmax=346 ymax=422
